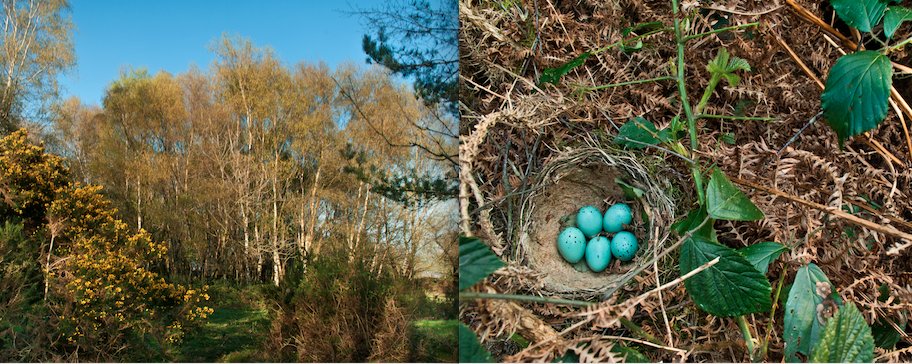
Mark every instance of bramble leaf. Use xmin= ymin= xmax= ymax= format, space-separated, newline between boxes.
xmin=615 ymin=117 xmax=670 ymax=149
xmin=706 ymin=169 xmax=764 ymax=221
xmin=784 ymin=263 xmax=843 ymax=362
xmin=884 ymin=6 xmax=912 ymax=38
xmin=459 ymin=236 xmax=505 ymax=291
xmin=680 ymin=236 xmax=772 ymax=317
xmin=539 ymin=53 xmax=591 ymax=86
xmin=737 ymin=241 xmax=787 ymax=275
xmin=821 ymin=51 xmax=892 ymax=143
xmin=810 ymin=303 xmax=875 ymax=363
xmin=459 ymin=324 xmax=494 ymax=363
xmin=830 ymin=0 xmax=888 ymax=32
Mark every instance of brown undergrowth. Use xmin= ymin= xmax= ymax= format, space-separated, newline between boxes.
xmin=459 ymin=0 xmax=912 ymax=362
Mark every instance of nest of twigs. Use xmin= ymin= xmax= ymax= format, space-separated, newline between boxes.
xmin=516 ymin=143 xmax=675 ymax=299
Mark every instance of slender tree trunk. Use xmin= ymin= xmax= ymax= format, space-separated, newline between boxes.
xmin=354 ymin=185 xmax=371 ymax=254
xmin=305 ymin=152 xmax=323 ymax=256
xmin=271 ymin=152 xmax=282 ymax=286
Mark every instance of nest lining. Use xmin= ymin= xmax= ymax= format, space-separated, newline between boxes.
xmin=516 ymin=146 xmax=676 ymax=299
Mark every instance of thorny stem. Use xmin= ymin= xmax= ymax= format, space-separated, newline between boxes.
xmin=619 ymin=317 xmax=663 ymax=346
xmin=458 ymin=292 xmax=592 ymax=307
xmin=683 ymin=22 xmax=760 ymax=42
xmin=760 ymin=267 xmax=788 ymax=360
xmin=736 ymin=315 xmax=757 ymax=362
xmin=593 ymin=27 xmax=672 ymax=54
xmin=888 ymin=35 xmax=912 ymax=53
xmin=576 ymin=76 xmax=675 ymax=93
xmin=699 ymin=113 xmax=776 ymax=122
xmin=671 ymin=0 xmax=705 ymax=204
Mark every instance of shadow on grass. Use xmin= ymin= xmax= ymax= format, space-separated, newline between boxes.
xmin=174 ymin=307 xmax=271 ymax=362
xmin=412 ymin=319 xmax=458 ymax=362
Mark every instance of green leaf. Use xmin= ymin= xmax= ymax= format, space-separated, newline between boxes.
xmin=784 ymin=263 xmax=843 ymax=362
xmin=737 ymin=241 xmax=787 ymax=275
xmin=459 ymin=236 xmax=505 ymax=291
xmin=671 ymin=207 xmax=717 ymax=243
xmin=821 ymin=51 xmax=892 ymax=143
xmin=884 ymin=6 xmax=912 ymax=38
xmin=830 ymin=0 xmax=888 ymax=32
xmin=810 ymin=303 xmax=875 ymax=363
xmin=872 ymin=319 xmax=903 ymax=349
xmin=539 ymin=52 xmax=591 ymax=86
xmin=707 ymin=48 xmax=751 ymax=87
xmin=705 ymin=169 xmax=764 ymax=221
xmin=680 ymin=236 xmax=772 ymax=317
xmin=611 ymin=344 xmax=650 ymax=363
xmin=614 ymin=117 xmax=670 ymax=149
xmin=459 ymin=323 xmax=494 ymax=363
xmin=615 ymin=178 xmax=645 ymax=199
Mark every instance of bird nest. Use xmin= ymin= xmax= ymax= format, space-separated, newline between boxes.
xmin=515 ymin=146 xmax=676 ymax=299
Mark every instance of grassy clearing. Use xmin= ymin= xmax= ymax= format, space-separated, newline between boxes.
xmin=171 ymin=284 xmax=272 ymax=362
xmin=413 ymin=319 xmax=458 ymax=362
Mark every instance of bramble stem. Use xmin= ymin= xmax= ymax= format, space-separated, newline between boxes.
xmin=684 ymin=22 xmax=760 ymax=41
xmin=458 ymin=292 xmax=592 ymax=307
xmin=619 ymin=317 xmax=663 ymax=346
xmin=736 ymin=315 xmax=757 ymax=362
xmin=575 ymin=76 xmax=675 ymax=93
xmin=671 ymin=0 xmax=704 ymax=204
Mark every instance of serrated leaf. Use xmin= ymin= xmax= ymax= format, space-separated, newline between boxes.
xmin=539 ymin=52 xmax=591 ymax=86
xmin=884 ymin=6 xmax=912 ymax=38
xmin=459 ymin=323 xmax=494 ymax=363
xmin=784 ymin=263 xmax=843 ymax=362
xmin=737 ymin=241 xmax=787 ymax=275
xmin=831 ymin=0 xmax=888 ymax=32
xmin=706 ymin=169 xmax=764 ymax=221
xmin=821 ymin=51 xmax=892 ymax=143
xmin=615 ymin=117 xmax=669 ymax=149
xmin=810 ymin=303 xmax=875 ymax=363
xmin=680 ymin=236 xmax=772 ymax=317
xmin=459 ymin=236 xmax=505 ymax=291
xmin=707 ymin=48 xmax=751 ymax=87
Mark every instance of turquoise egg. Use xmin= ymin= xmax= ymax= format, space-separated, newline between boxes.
xmin=611 ymin=231 xmax=638 ymax=262
xmin=585 ymin=236 xmax=611 ymax=272
xmin=576 ymin=205 xmax=603 ymax=237
xmin=603 ymin=203 xmax=633 ymax=233
xmin=557 ymin=227 xmax=586 ymax=263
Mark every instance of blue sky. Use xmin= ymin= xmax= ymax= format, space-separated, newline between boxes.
xmin=59 ymin=0 xmax=387 ymax=106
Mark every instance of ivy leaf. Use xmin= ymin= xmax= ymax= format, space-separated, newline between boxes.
xmin=784 ymin=264 xmax=843 ymax=362
xmin=459 ymin=324 xmax=494 ymax=363
xmin=707 ymin=48 xmax=751 ymax=87
xmin=680 ymin=236 xmax=772 ymax=317
xmin=706 ymin=168 xmax=764 ymax=221
xmin=821 ymin=51 xmax=892 ymax=143
xmin=459 ymin=236 xmax=505 ymax=291
xmin=539 ymin=52 xmax=591 ymax=86
xmin=884 ymin=6 xmax=912 ymax=38
xmin=830 ymin=0 xmax=888 ymax=33
xmin=737 ymin=241 xmax=788 ymax=275
xmin=810 ymin=303 xmax=875 ymax=363
xmin=614 ymin=117 xmax=670 ymax=149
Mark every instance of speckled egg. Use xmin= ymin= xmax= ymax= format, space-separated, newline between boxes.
xmin=557 ymin=227 xmax=587 ymax=263
xmin=611 ymin=231 xmax=638 ymax=262
xmin=603 ymin=203 xmax=633 ymax=233
xmin=576 ymin=205 xmax=603 ymax=237
xmin=585 ymin=236 xmax=611 ymax=272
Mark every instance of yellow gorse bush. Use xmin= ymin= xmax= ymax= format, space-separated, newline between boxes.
xmin=0 ymin=130 xmax=211 ymax=356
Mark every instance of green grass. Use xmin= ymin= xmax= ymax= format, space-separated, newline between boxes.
xmin=173 ymin=302 xmax=271 ymax=362
xmin=412 ymin=319 xmax=458 ymax=362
